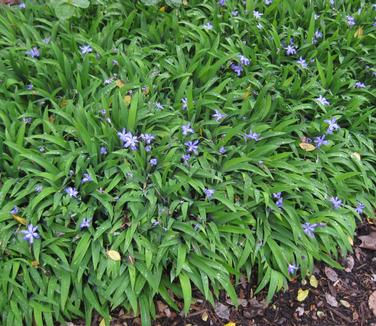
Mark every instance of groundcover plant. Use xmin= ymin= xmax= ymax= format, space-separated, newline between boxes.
xmin=0 ymin=0 xmax=375 ymax=325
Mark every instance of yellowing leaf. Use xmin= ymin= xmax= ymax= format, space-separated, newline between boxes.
xmin=351 ymin=152 xmax=361 ymax=161
xmin=297 ymin=288 xmax=309 ymax=302
xmin=12 ymin=214 xmax=27 ymax=225
xmin=299 ymin=143 xmax=316 ymax=152
xmin=107 ymin=250 xmax=121 ymax=261
xmin=159 ymin=6 xmax=166 ymax=12
xmin=348 ymin=236 xmax=354 ymax=246
xmin=31 ymin=260 xmax=39 ymax=268
xmin=354 ymin=27 xmax=364 ymax=38
xmin=201 ymin=311 xmax=208 ymax=321
xmin=99 ymin=320 xmax=106 ymax=326
xmin=124 ymin=95 xmax=132 ymax=105
xmin=309 ymin=275 xmax=318 ymax=288
xmin=224 ymin=322 xmax=236 ymax=326
xmin=115 ymin=80 xmax=125 ymax=88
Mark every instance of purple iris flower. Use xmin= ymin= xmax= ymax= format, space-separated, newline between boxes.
xmin=155 ymin=102 xmax=164 ymax=110
xmin=212 ymin=110 xmax=226 ymax=122
xmin=104 ymin=77 xmax=113 ymax=85
xmin=182 ymin=154 xmax=191 ymax=164
xmin=232 ymin=10 xmax=239 ymax=17
xmin=314 ymin=30 xmax=323 ymax=39
xmin=185 ymin=140 xmax=199 ymax=155
xmin=219 ymin=0 xmax=226 ymax=6
xmin=23 ymin=117 xmax=32 ymax=124
xmin=273 ymin=193 xmax=283 ymax=208
xmin=182 ymin=123 xmax=194 ymax=136
xmin=245 ymin=130 xmax=260 ymax=141
xmin=42 ymin=37 xmax=51 ymax=44
xmin=355 ymin=202 xmax=365 ymax=214
xmin=35 ymin=185 xmax=43 ymax=193
xmin=26 ymin=84 xmax=33 ymax=90
xmin=39 ymin=146 xmax=45 ymax=152
xmin=140 ymin=133 xmax=155 ymax=145
xmin=314 ymin=135 xmax=329 ymax=148
xmin=253 ymin=10 xmax=263 ymax=19
xmin=288 ymin=264 xmax=298 ymax=274
xmin=285 ymin=44 xmax=297 ymax=56
xmin=145 ymin=145 xmax=151 ymax=152
xmin=10 ymin=206 xmax=19 ymax=215
xmin=65 ymin=187 xmax=78 ymax=198
xmin=81 ymin=173 xmax=92 ymax=184
xmin=204 ymin=188 xmax=215 ymax=199
xmin=219 ymin=146 xmax=226 ymax=154
xmin=324 ymin=117 xmax=340 ymax=134
xmin=239 ymin=55 xmax=250 ymax=66
xmin=264 ymin=0 xmax=272 ymax=4
xmin=19 ymin=2 xmax=26 ymax=8
xmin=181 ymin=98 xmax=188 ymax=110
xmin=203 ymin=22 xmax=213 ymax=30
xmin=316 ymin=95 xmax=330 ymax=106
xmin=297 ymin=57 xmax=308 ymax=69
xmin=25 ymin=47 xmax=40 ymax=58
xmin=355 ymin=82 xmax=365 ymax=88
xmin=150 ymin=158 xmax=158 ymax=166
xmin=346 ymin=16 xmax=356 ymax=26
xmin=100 ymin=146 xmax=108 ymax=155
xmin=21 ymin=224 xmax=40 ymax=244
xmin=302 ymin=222 xmax=318 ymax=238
xmin=80 ymin=218 xmax=91 ymax=229
xmin=80 ymin=45 xmax=93 ymax=55
xmin=118 ymin=129 xmax=138 ymax=150
xmin=273 ymin=192 xmax=282 ymax=199
xmin=330 ymin=196 xmax=342 ymax=209
xmin=231 ymin=63 xmax=243 ymax=76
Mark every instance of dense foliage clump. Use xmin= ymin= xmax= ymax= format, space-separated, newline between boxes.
xmin=0 ymin=0 xmax=375 ymax=325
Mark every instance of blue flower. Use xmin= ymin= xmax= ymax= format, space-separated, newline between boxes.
xmin=65 ymin=187 xmax=78 ymax=198
xmin=264 ymin=0 xmax=272 ymax=4
xmin=324 ymin=117 xmax=340 ymax=134
xmin=231 ymin=63 xmax=243 ymax=76
xmin=79 ymin=45 xmax=93 ymax=55
xmin=253 ymin=10 xmax=263 ymax=19
xmin=355 ymin=81 xmax=365 ymax=88
xmin=181 ymin=97 xmax=188 ymax=110
xmin=204 ymin=188 xmax=215 ymax=199
xmin=150 ymin=158 xmax=158 ymax=166
xmin=182 ymin=123 xmax=194 ymax=136
xmin=21 ymin=224 xmax=40 ymax=244
xmin=212 ymin=110 xmax=226 ymax=122
xmin=355 ymin=202 xmax=365 ymax=214
xmin=182 ymin=154 xmax=191 ymax=164
xmin=155 ymin=102 xmax=164 ymax=110
xmin=219 ymin=0 xmax=226 ymax=6
xmin=81 ymin=173 xmax=92 ymax=184
xmin=100 ymin=146 xmax=108 ymax=155
xmin=245 ymin=130 xmax=260 ymax=141
xmin=297 ymin=57 xmax=308 ymax=69
xmin=302 ymin=222 xmax=318 ymax=238
xmin=185 ymin=140 xmax=199 ymax=155
xmin=202 ymin=22 xmax=213 ymax=30
xmin=285 ymin=44 xmax=297 ymax=56
xmin=80 ymin=218 xmax=91 ymax=229
xmin=330 ymin=196 xmax=342 ymax=209
xmin=346 ymin=15 xmax=356 ymax=27
xmin=25 ymin=47 xmax=40 ymax=58
xmin=19 ymin=2 xmax=26 ymax=9
xmin=239 ymin=55 xmax=250 ymax=66
xmin=288 ymin=264 xmax=298 ymax=274
xmin=35 ymin=185 xmax=43 ymax=193
xmin=314 ymin=135 xmax=329 ymax=148
xmin=10 ymin=206 xmax=19 ymax=215
xmin=140 ymin=133 xmax=155 ymax=145
xmin=219 ymin=146 xmax=226 ymax=154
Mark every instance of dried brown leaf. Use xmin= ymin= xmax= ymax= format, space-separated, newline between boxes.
xmin=369 ymin=291 xmax=376 ymax=317
xmin=344 ymin=256 xmax=354 ymax=273
xmin=324 ymin=267 xmax=338 ymax=282
xmin=325 ymin=293 xmax=338 ymax=307
xmin=358 ymin=232 xmax=376 ymax=251
xmin=214 ymin=302 xmax=230 ymax=320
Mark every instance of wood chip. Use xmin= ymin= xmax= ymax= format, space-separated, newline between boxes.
xmin=344 ymin=256 xmax=355 ymax=273
xmin=325 ymin=293 xmax=338 ymax=307
xmin=358 ymin=232 xmax=376 ymax=251
xmin=369 ymin=291 xmax=376 ymax=317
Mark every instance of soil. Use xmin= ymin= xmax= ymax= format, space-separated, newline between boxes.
xmin=109 ymin=220 xmax=376 ymax=326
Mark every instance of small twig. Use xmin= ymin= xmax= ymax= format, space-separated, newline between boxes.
xmin=186 ymin=308 xmax=207 ymax=318
xmin=328 ymin=307 xmax=356 ymax=324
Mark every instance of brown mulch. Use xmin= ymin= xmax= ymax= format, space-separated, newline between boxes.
xmin=108 ymin=221 xmax=376 ymax=326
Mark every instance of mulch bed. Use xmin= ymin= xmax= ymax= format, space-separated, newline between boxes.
xmin=109 ymin=220 xmax=376 ymax=326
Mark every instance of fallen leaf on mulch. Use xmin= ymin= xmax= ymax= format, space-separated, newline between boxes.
xmin=340 ymin=300 xmax=351 ymax=308
xmin=344 ymin=256 xmax=355 ymax=273
xmin=358 ymin=232 xmax=376 ymax=250
xmin=324 ymin=267 xmax=338 ymax=282
xmin=201 ymin=311 xmax=208 ymax=321
xmin=369 ymin=291 xmax=376 ymax=316
xmin=325 ymin=293 xmax=338 ymax=307
xmin=295 ymin=306 xmax=305 ymax=317
xmin=224 ymin=322 xmax=236 ymax=326
xmin=0 ymin=0 xmax=19 ymax=4
xmin=309 ymin=275 xmax=318 ymax=288
xmin=214 ymin=302 xmax=230 ymax=320
xmin=297 ymin=289 xmax=309 ymax=302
